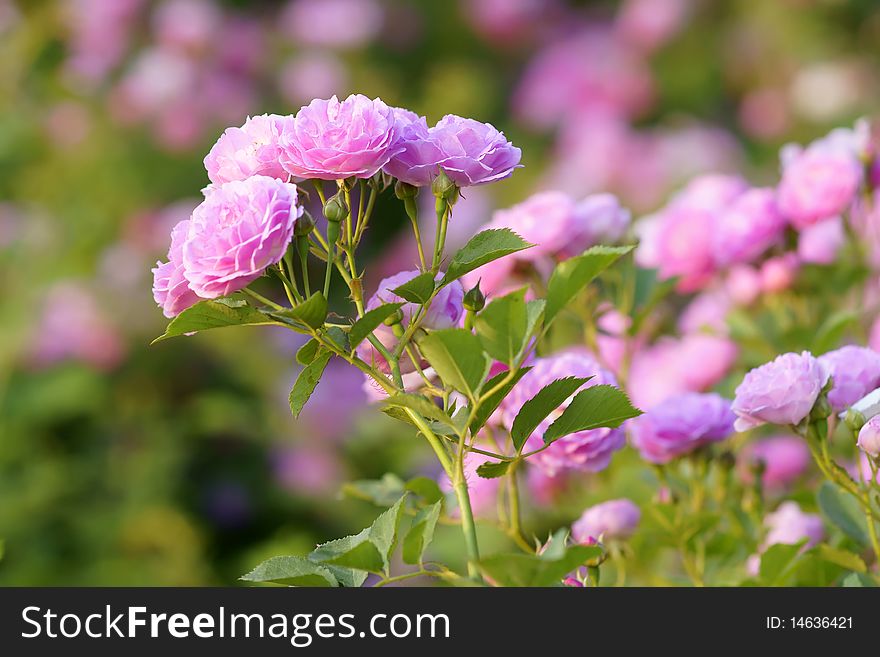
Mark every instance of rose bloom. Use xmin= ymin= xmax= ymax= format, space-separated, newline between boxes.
xmin=725 ymin=264 xmax=762 ymax=306
xmin=501 ymin=350 xmax=626 ymax=476
xmin=797 ymin=216 xmax=844 ymax=265
xmin=760 ymin=253 xmax=799 ymax=293
xmin=738 ymin=435 xmax=812 ymax=490
xmin=571 ymin=499 xmax=641 ymax=543
xmin=152 ymin=218 xmax=202 ymax=317
xmin=484 ymin=191 xmax=576 ymax=259
xmin=181 ymin=176 xmax=302 ymax=298
xmin=356 ymin=269 xmax=464 ymax=373
xmin=857 ymin=415 xmax=880 ymax=457
xmin=732 ymin=351 xmax=829 ymax=431
xmin=711 ymin=187 xmax=785 ymax=267
xmin=385 ymin=113 xmax=521 ymax=187
xmin=678 ymin=289 xmax=732 ymax=335
xmin=627 ymin=334 xmax=737 ymax=409
xmin=278 ymin=94 xmax=400 ymax=180
xmin=204 ymin=114 xmax=293 ymax=184
xmin=777 ymin=141 xmax=862 ymax=229
xmin=629 ymin=392 xmax=735 ymax=464
xmin=817 ymin=345 xmax=880 ymax=412
xmin=762 ymin=501 xmax=824 ymax=550
xmin=562 ymin=192 xmax=631 ymax=256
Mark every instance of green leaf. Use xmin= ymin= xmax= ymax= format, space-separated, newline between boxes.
xmin=440 ymin=228 xmax=532 ymax=286
xmin=296 ymin=339 xmax=319 ymax=365
xmin=272 ymin=292 xmax=328 ymax=330
xmin=368 ymin=494 xmax=409 ymax=573
xmin=391 ymin=272 xmax=436 ymax=305
xmin=402 ymin=501 xmax=442 ymax=565
xmin=309 ymin=530 xmax=385 ymax=574
xmin=525 ymin=299 xmax=545 ymax=338
xmin=478 ymin=544 xmax=603 ymax=587
xmin=288 ymin=350 xmax=332 ymax=418
xmin=405 ymin=476 xmax=445 ymax=505
xmin=241 ymin=556 xmax=338 ymax=587
xmin=383 ymin=394 xmax=456 ymax=429
xmin=817 ymin=481 xmax=869 ymax=546
xmin=475 ymin=460 xmax=511 ymax=479
xmin=152 ymin=299 xmax=278 ymax=343
xmin=812 ymin=544 xmax=866 ymax=573
xmin=812 ymin=311 xmax=858 ymax=355
xmin=326 ymin=326 xmax=350 ymax=352
xmin=342 ymin=474 xmax=407 ymax=507
xmin=842 ymin=572 xmax=877 ymax=587
xmin=759 ymin=541 xmax=806 ymax=585
xmin=475 ymin=288 xmax=528 ymax=365
xmin=543 ymin=385 xmax=641 ymax=444
xmin=349 ymin=302 xmax=405 ymax=349
xmin=468 ymin=366 xmax=532 ymax=436
xmin=510 ymin=377 xmax=590 ymax=452
xmin=417 ymin=328 xmax=490 ymax=400
xmin=544 ymin=245 xmax=633 ymax=327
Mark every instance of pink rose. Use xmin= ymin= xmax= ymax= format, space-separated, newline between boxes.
xmin=204 ymin=114 xmax=293 ymax=184
xmin=152 ymin=218 xmax=201 ymax=317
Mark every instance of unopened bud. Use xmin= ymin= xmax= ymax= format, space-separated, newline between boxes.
xmin=463 ymin=281 xmax=486 ymax=313
xmin=394 ymin=180 xmax=418 ymax=200
xmin=845 ymin=408 xmax=867 ymax=432
xmin=431 ymin=168 xmax=457 ymax=201
xmin=383 ymin=308 xmax=404 ymax=327
xmin=323 ymin=193 xmax=349 ymax=223
xmin=810 ymin=395 xmax=833 ymax=422
xmin=294 ymin=210 xmax=316 ymax=237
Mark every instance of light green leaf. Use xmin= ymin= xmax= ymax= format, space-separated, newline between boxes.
xmin=349 ymin=302 xmax=405 ymax=349
xmin=842 ymin=572 xmax=877 ymax=587
xmin=391 ymin=272 xmax=436 ymax=305
xmin=543 ymin=385 xmax=641 ymax=444
xmin=475 ymin=288 xmax=528 ymax=365
xmin=544 ymin=245 xmax=633 ymax=327
xmin=241 ymin=556 xmax=338 ymax=587
xmin=342 ymin=474 xmax=407 ymax=507
xmin=817 ymin=481 xmax=869 ymax=546
xmin=440 ymin=229 xmax=532 ymax=286
xmin=405 ymin=476 xmax=445 ymax=504
xmin=813 ymin=544 xmax=866 ymax=573
xmin=152 ymin=299 xmax=278 ymax=343
xmin=525 ymin=299 xmax=545 ymax=338
xmin=383 ymin=394 xmax=456 ymax=429
xmin=468 ymin=366 xmax=532 ymax=436
xmin=368 ymin=494 xmax=409 ymax=573
xmin=510 ymin=377 xmax=590 ymax=452
xmin=759 ymin=541 xmax=806 ymax=585
xmin=418 ymin=328 xmax=490 ymax=400
xmin=812 ymin=311 xmax=859 ymax=355
xmin=272 ymin=292 xmax=328 ymax=330
xmin=296 ymin=339 xmax=319 ymax=365
xmin=478 ymin=544 xmax=603 ymax=587
xmin=402 ymin=501 xmax=442 ymax=565
xmin=475 ymin=460 xmax=511 ymax=479
xmin=288 ymin=350 xmax=332 ymax=418
xmin=309 ymin=529 xmax=385 ymax=574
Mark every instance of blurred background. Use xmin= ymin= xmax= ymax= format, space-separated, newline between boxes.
xmin=1 ymin=0 xmax=879 ymax=585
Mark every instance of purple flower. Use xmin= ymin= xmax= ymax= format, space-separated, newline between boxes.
xmin=571 ymin=499 xmax=641 ymax=543
xmin=732 ymin=352 xmax=829 ymax=431
xmin=817 ymin=345 xmax=880 ymax=412
xmin=711 ymin=187 xmax=785 ymax=266
xmin=181 ymin=176 xmax=302 ymax=298
xmin=858 ymin=415 xmax=880 ymax=457
xmin=777 ymin=141 xmax=862 ymax=229
xmin=386 ymin=113 xmax=521 ymax=187
xmin=761 ymin=501 xmax=824 ymax=550
xmin=278 ymin=94 xmax=401 ymax=180
xmin=564 ymin=193 xmax=631 ymax=255
xmin=356 ymin=269 xmax=464 ymax=372
xmin=629 ymin=392 xmax=735 ymax=464
xmin=486 ymin=191 xmax=576 ymax=258
xmin=501 ymin=350 xmax=626 ymax=476
xmin=203 ymin=114 xmax=293 ymax=184
xmin=797 ymin=217 xmax=844 ymax=265
xmin=152 ymin=218 xmax=202 ymax=317
xmin=738 ymin=435 xmax=811 ymax=490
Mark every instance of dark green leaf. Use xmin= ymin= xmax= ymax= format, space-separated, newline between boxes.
xmin=349 ymin=302 xmax=405 ymax=348
xmin=296 ymin=339 xmax=319 ymax=365
xmin=241 ymin=556 xmax=338 ymax=587
xmin=383 ymin=394 xmax=456 ymax=429
xmin=475 ymin=288 xmax=528 ymax=365
xmin=544 ymin=245 xmax=633 ymax=327
xmin=391 ymin=272 xmax=436 ymax=305
xmin=510 ymin=377 xmax=590 ymax=452
xmin=543 ymin=385 xmax=641 ymax=444
xmin=417 ymin=329 xmax=490 ymax=400
xmin=152 ymin=299 xmax=278 ymax=343
xmin=326 ymin=326 xmax=350 ymax=352
xmin=402 ymin=501 xmax=442 ymax=565
xmin=478 ymin=544 xmax=603 ymax=587
xmin=288 ymin=350 xmax=332 ymax=418
xmin=817 ymin=481 xmax=869 ymax=546
xmin=440 ymin=228 xmax=532 ymax=286
xmin=469 ymin=366 xmax=532 ymax=436
xmin=272 ymin=292 xmax=328 ymax=330
xmin=475 ymin=460 xmax=511 ymax=479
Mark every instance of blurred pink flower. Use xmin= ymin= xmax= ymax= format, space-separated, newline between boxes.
xmin=712 ymin=188 xmax=786 ymax=267
xmin=738 ymin=435 xmax=811 ymax=490
xmin=615 ymin=0 xmax=690 ymax=54
xmin=572 ymin=499 xmax=641 ymax=543
xmin=273 ymin=445 xmax=344 ymax=497
xmin=797 ymin=217 xmax=844 ymax=265
xmin=725 ymin=264 xmax=762 ymax=306
xmin=280 ymin=0 xmax=383 ymax=50
xmin=760 ymin=253 xmax=799 ymax=294
xmin=278 ymin=53 xmax=348 ymax=107
xmin=678 ymin=289 xmax=732 ymax=335
xmin=152 ymin=0 xmax=221 ymax=53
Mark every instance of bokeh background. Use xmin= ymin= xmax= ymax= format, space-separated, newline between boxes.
xmin=1 ymin=0 xmax=879 ymax=585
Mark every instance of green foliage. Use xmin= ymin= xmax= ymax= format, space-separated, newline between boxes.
xmin=289 ymin=351 xmax=332 ymax=418
xmin=467 ymin=366 xmax=532 ymax=436
xmin=271 ymin=292 xmax=328 ymax=330
xmin=241 ymin=556 xmax=341 ymax=587
xmin=382 ymin=393 xmax=457 ymax=430
xmin=474 ymin=288 xmax=529 ymax=365
xmin=475 ymin=461 xmax=511 ymax=479
xmin=402 ymin=501 xmax=442 ymax=565
xmin=510 ymin=376 xmax=589 ymax=452
xmin=759 ymin=542 xmax=806 ymax=585
xmin=543 ymin=385 xmax=641 ymax=444
xmin=440 ymin=228 xmax=533 ymax=286
xmin=816 ymin=482 xmax=869 ymax=546
xmin=478 ymin=543 xmax=603 ymax=587
xmin=296 ymin=338 xmax=320 ymax=365
xmin=418 ymin=328 xmax=490 ymax=400
xmin=391 ymin=272 xmax=436 ymax=305
xmin=152 ymin=299 xmax=279 ymax=343
xmin=544 ymin=245 xmax=633 ymax=326
xmin=349 ymin=302 xmax=405 ymax=348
